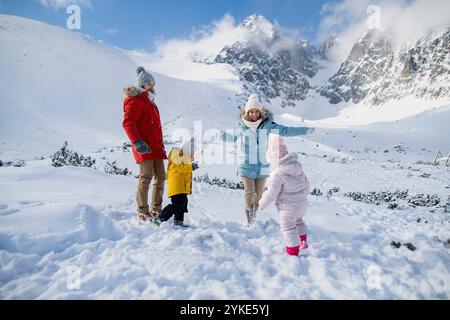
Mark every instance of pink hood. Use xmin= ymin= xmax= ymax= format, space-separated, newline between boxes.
xmin=259 ymin=153 xmax=310 ymax=211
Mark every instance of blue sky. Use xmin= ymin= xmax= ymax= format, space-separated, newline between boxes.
xmin=0 ymin=0 xmax=339 ymax=51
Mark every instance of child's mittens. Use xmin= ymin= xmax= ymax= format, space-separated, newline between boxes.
xmin=192 ymin=162 xmax=199 ymax=171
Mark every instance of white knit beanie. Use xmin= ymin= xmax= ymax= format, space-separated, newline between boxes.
xmin=245 ymin=94 xmax=263 ymax=114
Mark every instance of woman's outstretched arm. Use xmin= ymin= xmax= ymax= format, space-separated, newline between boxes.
xmin=268 ymin=122 xmax=312 ymax=137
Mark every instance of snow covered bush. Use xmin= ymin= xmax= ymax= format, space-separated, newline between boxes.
xmin=193 ymin=173 xmax=244 ymax=190
xmin=344 ymin=190 xmax=440 ymax=209
xmin=311 ymin=187 xmax=340 ymax=198
xmin=404 ymin=243 xmax=417 ymax=251
xmin=121 ymin=142 xmax=132 ymax=152
xmin=326 ymin=187 xmax=341 ymax=198
xmin=407 ymin=194 xmax=440 ymax=207
xmin=394 ymin=145 xmax=407 ymax=154
xmin=0 ymin=159 xmax=26 ymax=167
xmin=388 ymin=202 xmax=398 ymax=210
xmin=310 ymin=188 xmax=323 ymax=196
xmin=445 ymin=196 xmax=450 ymax=213
xmin=391 ymin=241 xmax=401 ymax=248
xmin=104 ymin=161 xmax=131 ymax=176
xmin=344 ymin=190 xmax=404 ymax=205
xmin=51 ymin=142 xmax=96 ymax=168
xmin=391 ymin=241 xmax=417 ymax=251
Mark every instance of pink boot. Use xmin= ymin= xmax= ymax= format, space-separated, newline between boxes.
xmin=300 ymin=234 xmax=308 ymax=250
xmin=286 ymin=246 xmax=300 ymax=256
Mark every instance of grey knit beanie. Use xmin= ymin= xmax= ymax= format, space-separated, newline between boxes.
xmin=136 ymin=66 xmax=155 ymax=87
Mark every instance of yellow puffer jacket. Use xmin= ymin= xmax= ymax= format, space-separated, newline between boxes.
xmin=167 ymin=147 xmax=193 ymax=198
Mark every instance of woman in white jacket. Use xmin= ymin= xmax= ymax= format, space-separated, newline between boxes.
xmin=259 ymin=134 xmax=310 ymax=256
xmin=223 ymin=94 xmax=313 ymax=226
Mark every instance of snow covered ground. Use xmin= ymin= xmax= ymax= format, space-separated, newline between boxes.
xmin=1 ymin=140 xmax=449 ymax=299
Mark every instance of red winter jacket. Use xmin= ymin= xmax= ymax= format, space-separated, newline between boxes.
xmin=122 ymin=86 xmax=167 ymax=163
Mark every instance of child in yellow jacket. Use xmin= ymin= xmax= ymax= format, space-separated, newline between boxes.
xmin=157 ymin=139 xmax=199 ymax=227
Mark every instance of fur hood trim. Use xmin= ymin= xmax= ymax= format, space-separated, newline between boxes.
xmin=122 ymin=85 xmax=146 ymax=97
xmin=239 ymin=108 xmax=273 ymax=128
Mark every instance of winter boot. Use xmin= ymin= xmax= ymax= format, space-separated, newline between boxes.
xmin=300 ymin=234 xmax=308 ymax=250
xmin=137 ymin=210 xmax=161 ymax=227
xmin=245 ymin=206 xmax=253 ymax=225
xmin=251 ymin=203 xmax=259 ymax=222
xmin=286 ymin=246 xmax=300 ymax=256
xmin=137 ymin=211 xmax=151 ymax=222
xmin=137 ymin=213 xmax=147 ymax=221
xmin=150 ymin=210 xmax=161 ymax=218
xmin=173 ymin=220 xmax=190 ymax=228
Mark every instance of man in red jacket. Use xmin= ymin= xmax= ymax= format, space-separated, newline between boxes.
xmin=122 ymin=67 xmax=167 ymax=221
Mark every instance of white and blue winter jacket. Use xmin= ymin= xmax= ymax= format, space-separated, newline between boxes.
xmin=224 ymin=110 xmax=309 ymax=179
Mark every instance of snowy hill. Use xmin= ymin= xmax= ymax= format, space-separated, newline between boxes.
xmin=0 ymin=14 xmax=240 ymax=160
xmin=0 ymin=14 xmax=135 ymax=158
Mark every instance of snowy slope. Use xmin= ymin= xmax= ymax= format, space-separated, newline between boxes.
xmin=0 ymin=14 xmax=240 ymax=160
xmin=1 ymin=153 xmax=449 ymax=299
xmin=0 ymin=14 xmax=135 ymax=158
xmin=279 ymin=102 xmax=450 ymax=161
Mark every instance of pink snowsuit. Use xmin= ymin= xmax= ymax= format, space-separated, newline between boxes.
xmin=259 ymin=135 xmax=310 ymax=253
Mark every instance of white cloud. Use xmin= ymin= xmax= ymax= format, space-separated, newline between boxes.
xmin=152 ymin=14 xmax=242 ymax=61
xmin=149 ymin=1 xmax=450 ymax=64
xmin=388 ymin=0 xmax=450 ymax=45
xmin=152 ymin=14 xmax=309 ymax=62
xmin=318 ymin=0 xmax=450 ymax=62
xmin=38 ymin=0 xmax=92 ymax=10
xmin=105 ymin=28 xmax=118 ymax=35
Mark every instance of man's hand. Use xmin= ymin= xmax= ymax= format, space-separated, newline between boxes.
xmin=192 ymin=162 xmax=199 ymax=171
xmin=134 ymin=140 xmax=151 ymax=154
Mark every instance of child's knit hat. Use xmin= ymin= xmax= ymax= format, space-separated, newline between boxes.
xmin=266 ymin=134 xmax=288 ymax=164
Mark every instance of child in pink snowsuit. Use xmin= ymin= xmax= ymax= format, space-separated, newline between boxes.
xmin=259 ymin=134 xmax=310 ymax=256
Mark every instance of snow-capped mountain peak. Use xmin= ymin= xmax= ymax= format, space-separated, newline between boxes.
xmin=212 ymin=14 xmax=319 ymax=107
xmin=320 ymin=28 xmax=450 ymax=105
xmin=318 ymin=34 xmax=339 ymax=60
xmin=347 ymin=29 xmax=391 ymax=62
xmin=238 ymin=14 xmax=280 ymax=46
